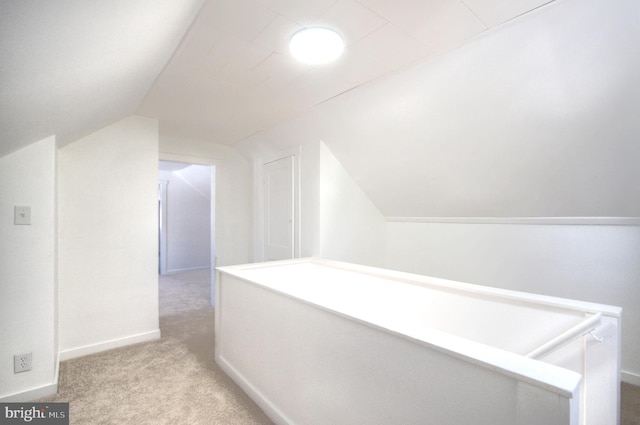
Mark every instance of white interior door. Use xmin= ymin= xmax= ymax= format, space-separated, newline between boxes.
xmin=263 ymin=155 xmax=295 ymax=261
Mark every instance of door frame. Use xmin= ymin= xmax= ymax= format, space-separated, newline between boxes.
xmin=158 ymin=179 xmax=169 ymax=275
xmin=159 ymin=153 xmax=216 ymax=306
xmin=254 ymin=147 xmax=301 ymax=262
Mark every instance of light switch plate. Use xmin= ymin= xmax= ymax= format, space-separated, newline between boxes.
xmin=14 ymin=206 xmax=31 ymax=225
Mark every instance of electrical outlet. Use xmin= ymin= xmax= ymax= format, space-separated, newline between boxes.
xmin=14 ymin=206 xmax=31 ymax=225
xmin=14 ymin=352 xmax=32 ymax=373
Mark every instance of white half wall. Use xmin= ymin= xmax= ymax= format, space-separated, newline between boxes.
xmin=58 ymin=116 xmax=160 ymax=358
xmin=0 ymin=137 xmax=57 ymax=400
xmin=385 ymin=220 xmax=640 ymax=384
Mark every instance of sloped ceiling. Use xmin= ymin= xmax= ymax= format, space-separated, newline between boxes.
xmin=3 ymin=0 xmax=637 ymax=217
xmin=138 ymin=0 xmax=554 ymax=145
xmin=0 ymin=0 xmax=204 ymax=157
xmin=1 ymin=0 xmax=555 ymax=159
xmin=159 ymin=161 xmax=212 ymax=200
xmin=237 ymin=0 xmax=640 ymax=217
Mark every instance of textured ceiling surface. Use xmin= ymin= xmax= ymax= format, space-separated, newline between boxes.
xmin=1 ymin=0 xmax=553 ymax=157
xmin=139 ymin=0 xmax=553 ymax=145
xmin=234 ymin=0 xmax=640 ymax=217
xmin=0 ymin=0 xmax=204 ymax=157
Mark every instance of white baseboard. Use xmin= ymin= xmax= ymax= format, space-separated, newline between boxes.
xmin=164 ymin=266 xmax=210 ymax=274
xmin=217 ymin=354 xmax=293 ymax=425
xmin=0 ymin=351 xmax=61 ymax=402
xmin=622 ymin=370 xmax=640 ymax=386
xmin=0 ymin=382 xmax=58 ymax=402
xmin=59 ymin=329 xmax=161 ymax=361
xmin=385 ymin=217 xmax=640 ymax=226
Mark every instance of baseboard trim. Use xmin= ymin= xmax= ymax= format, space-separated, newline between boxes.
xmin=0 ymin=352 xmax=61 ymax=402
xmin=59 ymin=329 xmax=161 ymax=361
xmin=385 ymin=217 xmax=640 ymax=226
xmin=217 ymin=354 xmax=294 ymax=425
xmin=0 ymin=382 xmax=58 ymax=402
xmin=164 ymin=266 xmax=210 ymax=274
xmin=622 ymin=370 xmax=640 ymax=386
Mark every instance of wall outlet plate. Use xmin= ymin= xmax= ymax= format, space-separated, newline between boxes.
xmin=14 ymin=352 xmax=32 ymax=373
xmin=14 ymin=206 xmax=31 ymax=225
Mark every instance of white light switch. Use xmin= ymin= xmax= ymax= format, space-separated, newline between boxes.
xmin=14 ymin=206 xmax=31 ymax=225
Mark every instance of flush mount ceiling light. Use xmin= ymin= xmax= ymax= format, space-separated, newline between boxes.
xmin=289 ymin=27 xmax=344 ymax=65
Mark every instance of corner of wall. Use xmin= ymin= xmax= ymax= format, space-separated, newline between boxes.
xmin=0 ymin=136 xmax=58 ymax=400
xmin=318 ymin=141 xmax=385 ymax=267
xmin=58 ymin=116 xmax=160 ymax=357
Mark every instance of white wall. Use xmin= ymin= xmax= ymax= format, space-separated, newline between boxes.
xmin=319 ymin=142 xmax=385 ymax=267
xmin=242 ymin=139 xmax=385 ymax=267
xmin=233 ymin=0 xmax=640 ymax=383
xmin=237 ymin=0 xmax=640 ymax=215
xmin=236 ymin=116 xmax=323 ymax=261
xmin=385 ymin=220 xmax=640 ymax=384
xmin=159 ymin=164 xmax=211 ymax=272
xmin=317 ymin=0 xmax=640 ymax=217
xmin=0 ymin=137 xmax=57 ymax=400
xmin=58 ymin=116 xmax=160 ymax=359
xmin=159 ymin=129 xmax=251 ymax=267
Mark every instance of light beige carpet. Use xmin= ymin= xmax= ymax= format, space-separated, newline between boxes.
xmin=41 ymin=269 xmax=640 ymax=424
xmin=623 ymin=382 xmax=640 ymax=425
xmin=41 ymin=269 xmax=275 ymax=425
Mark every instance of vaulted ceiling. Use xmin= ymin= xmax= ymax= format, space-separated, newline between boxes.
xmin=1 ymin=0 xmax=554 ymax=158
xmin=138 ymin=0 xmax=554 ymax=145
xmin=0 ymin=0 xmax=204 ymax=157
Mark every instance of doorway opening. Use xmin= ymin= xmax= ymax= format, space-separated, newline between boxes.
xmin=158 ymin=160 xmax=215 ymax=305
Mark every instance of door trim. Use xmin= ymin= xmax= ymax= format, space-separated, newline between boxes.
xmin=255 ymin=147 xmax=301 ymax=262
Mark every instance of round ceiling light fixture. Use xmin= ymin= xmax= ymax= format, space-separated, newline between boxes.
xmin=289 ymin=27 xmax=344 ymax=65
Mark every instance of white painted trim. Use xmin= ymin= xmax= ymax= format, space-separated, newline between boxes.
xmin=0 ymin=383 xmax=59 ymax=402
xmin=219 ymin=258 xmax=622 ymax=317
xmin=0 ymin=347 xmax=62 ymax=402
xmin=59 ymin=329 xmax=161 ymax=361
xmin=159 ymin=152 xmax=217 ymax=166
xmin=158 ymin=179 xmax=169 ymax=275
xmin=260 ymin=146 xmax=302 ymax=166
xmin=252 ymin=158 xmax=264 ymax=262
xmin=210 ymin=168 xmax=216 ymax=307
xmin=622 ymin=370 xmax=640 ymax=386
xmin=165 ymin=266 xmax=210 ymax=274
xmin=254 ymin=146 xmax=302 ymax=262
xmin=385 ymin=217 xmax=640 ymax=226
xmin=216 ymin=355 xmax=294 ymax=425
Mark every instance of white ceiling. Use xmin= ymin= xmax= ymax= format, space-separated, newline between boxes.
xmin=0 ymin=0 xmax=204 ymax=157
xmin=139 ymin=0 xmax=554 ymax=145
xmin=235 ymin=0 xmax=640 ymax=217
xmin=159 ymin=161 xmax=212 ymax=199
xmin=1 ymin=0 xmax=554 ymax=158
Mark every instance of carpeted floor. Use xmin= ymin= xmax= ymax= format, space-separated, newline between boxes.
xmin=623 ymin=382 xmax=640 ymax=425
xmin=41 ymin=269 xmax=640 ymax=424
xmin=41 ymin=269 xmax=275 ymax=424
